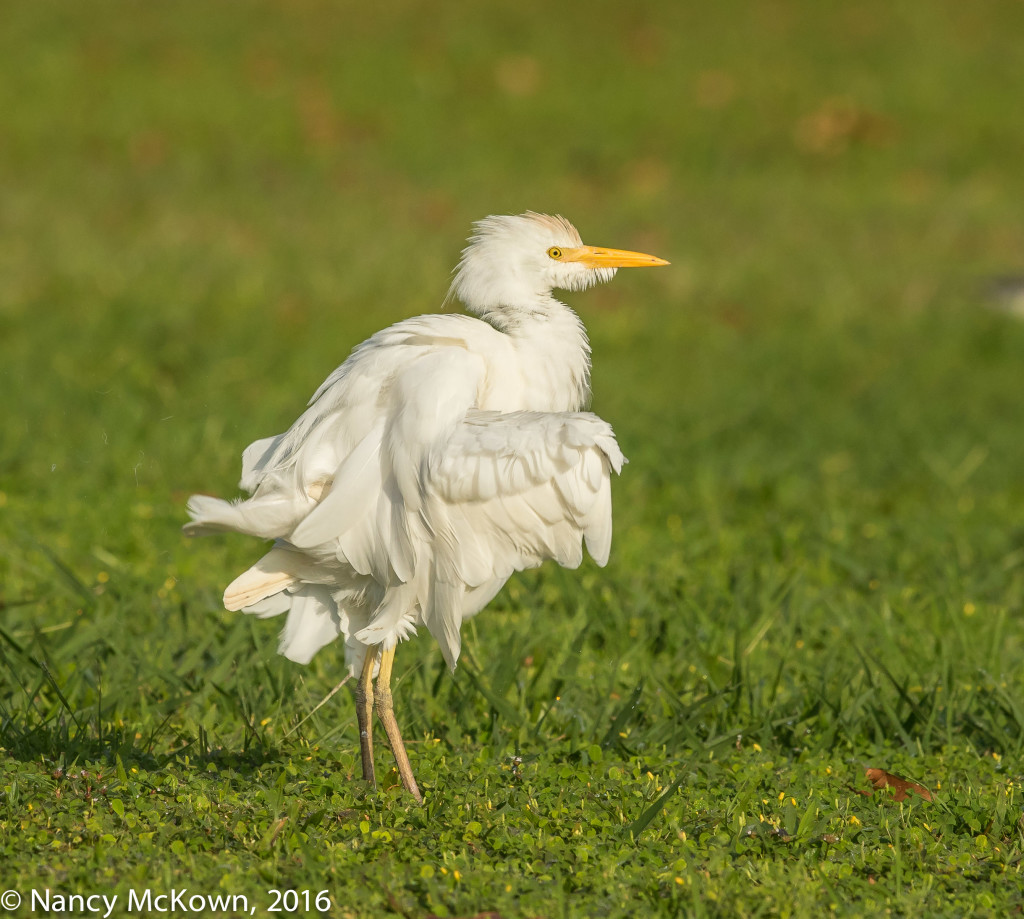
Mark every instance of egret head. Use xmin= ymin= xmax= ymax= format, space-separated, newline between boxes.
xmin=449 ymin=212 xmax=668 ymax=317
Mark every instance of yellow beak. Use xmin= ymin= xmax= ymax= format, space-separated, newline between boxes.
xmin=562 ymin=245 xmax=670 ymax=268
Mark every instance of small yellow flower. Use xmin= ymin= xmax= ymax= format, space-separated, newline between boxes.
xmin=964 ymin=602 xmax=976 ymax=616
xmin=848 ymin=815 xmax=861 ymax=826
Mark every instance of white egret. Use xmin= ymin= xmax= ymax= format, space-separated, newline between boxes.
xmin=185 ymin=212 xmax=668 ymax=801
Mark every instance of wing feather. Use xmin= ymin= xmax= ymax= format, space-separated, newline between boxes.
xmin=419 ymin=410 xmax=625 ymax=648
xmin=185 ymin=312 xmax=626 ymax=674
xmin=290 ymin=420 xmax=385 ymax=549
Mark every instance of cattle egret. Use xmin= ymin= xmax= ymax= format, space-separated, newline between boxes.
xmin=185 ymin=212 xmax=668 ymax=801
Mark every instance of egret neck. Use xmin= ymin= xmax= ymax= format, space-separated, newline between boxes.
xmin=480 ymin=295 xmax=592 ymax=414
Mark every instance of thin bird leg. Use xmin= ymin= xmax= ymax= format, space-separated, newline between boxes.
xmin=354 ymin=646 xmax=378 ymax=787
xmin=374 ymin=645 xmax=423 ymax=803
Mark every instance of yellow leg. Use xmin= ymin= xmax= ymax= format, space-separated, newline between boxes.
xmin=354 ymin=646 xmax=378 ymax=786
xmin=374 ymin=645 xmax=423 ymax=804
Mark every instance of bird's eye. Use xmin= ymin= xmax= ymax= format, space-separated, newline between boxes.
xmin=547 ymin=247 xmax=563 ymax=260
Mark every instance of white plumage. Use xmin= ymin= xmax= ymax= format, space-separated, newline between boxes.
xmin=185 ymin=212 xmax=667 ymax=800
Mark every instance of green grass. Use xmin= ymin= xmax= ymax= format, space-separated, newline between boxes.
xmin=3 ymin=0 xmax=1024 ymax=915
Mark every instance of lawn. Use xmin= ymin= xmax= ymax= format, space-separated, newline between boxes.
xmin=2 ymin=0 xmax=1024 ymax=915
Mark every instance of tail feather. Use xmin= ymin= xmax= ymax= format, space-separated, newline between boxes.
xmin=225 ymin=569 xmax=296 ymax=612
xmin=241 ymin=593 xmax=292 ymax=619
xmin=183 ymin=494 xmax=299 ymax=540
xmin=276 ymin=585 xmax=345 ymax=665
xmin=223 ymin=545 xmax=328 ymax=610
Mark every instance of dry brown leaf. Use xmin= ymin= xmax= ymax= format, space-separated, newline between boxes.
xmin=864 ymin=768 xmax=933 ymax=802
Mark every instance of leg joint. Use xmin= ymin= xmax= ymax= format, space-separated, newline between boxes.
xmin=373 ymin=685 xmax=394 ymax=712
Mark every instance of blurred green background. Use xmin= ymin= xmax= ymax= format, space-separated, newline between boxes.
xmin=2 ymin=0 xmax=1024 ymax=913
xmin=3 ymin=0 xmax=1022 ymax=641
xmin=3 ymin=0 xmax=1022 ymax=580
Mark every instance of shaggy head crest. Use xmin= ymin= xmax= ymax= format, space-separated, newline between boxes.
xmin=448 ymin=212 xmax=614 ymax=316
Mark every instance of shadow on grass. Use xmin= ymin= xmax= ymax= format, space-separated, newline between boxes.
xmin=1 ymin=711 xmax=299 ymax=778
xmin=1 ymin=625 xmax=304 ymax=778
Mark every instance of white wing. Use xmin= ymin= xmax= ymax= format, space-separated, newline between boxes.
xmin=326 ymin=400 xmax=625 ymax=667
xmin=430 ymin=409 xmax=625 ymax=568
xmin=184 ymin=314 xmax=491 ymax=541
xmin=410 ymin=409 xmax=625 ymax=666
xmin=185 ymin=313 xmax=624 ymax=672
